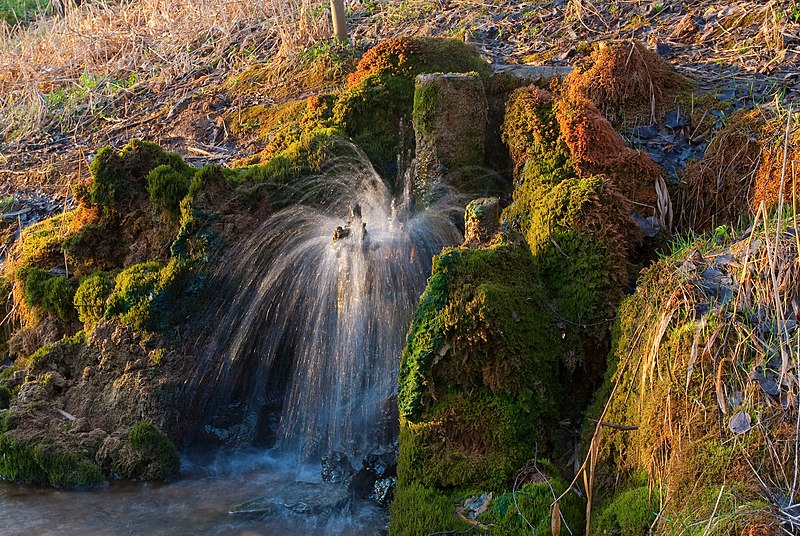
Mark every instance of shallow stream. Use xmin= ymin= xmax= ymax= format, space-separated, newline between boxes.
xmin=0 ymin=450 xmax=386 ymax=536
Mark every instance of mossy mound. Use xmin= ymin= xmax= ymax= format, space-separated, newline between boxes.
xmin=565 ymin=40 xmax=693 ymax=127
xmin=502 ymin=85 xmax=659 ymax=209
xmin=0 ymin=330 xmax=181 ymax=487
xmin=227 ymin=43 xmax=357 ymax=99
xmin=235 ymin=37 xmax=490 ymax=180
xmin=587 ymin=216 xmax=797 ymax=531
xmin=347 ymin=36 xmax=490 ymax=88
xmin=555 ymin=96 xmax=661 ymax=207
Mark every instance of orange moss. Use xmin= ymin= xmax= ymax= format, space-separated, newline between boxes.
xmin=679 ymin=110 xmax=764 ymax=230
xmin=752 ymin=117 xmax=800 ymax=210
xmin=565 ymin=40 xmax=693 ymax=127
xmin=556 ymin=96 xmax=660 ymax=207
xmin=346 ymin=36 xmax=489 ymax=88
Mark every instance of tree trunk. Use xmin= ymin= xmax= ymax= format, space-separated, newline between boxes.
xmin=330 ymin=0 xmax=347 ymax=42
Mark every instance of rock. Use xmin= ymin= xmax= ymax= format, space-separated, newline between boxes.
xmin=369 ymin=477 xmax=396 ymax=507
xmin=729 ymin=411 xmax=752 ymax=434
xmin=490 ymin=64 xmax=573 ymax=82
xmin=362 ymin=450 xmax=397 ymax=479
xmin=413 ymin=73 xmax=488 ymax=202
xmin=229 ymin=481 xmax=350 ymax=516
xmin=321 ymin=451 xmax=355 ymax=484
xmin=16 ymin=381 xmax=47 ymax=405
xmin=462 ymin=492 xmax=493 ymax=519
xmin=464 ymin=197 xmax=500 ymax=245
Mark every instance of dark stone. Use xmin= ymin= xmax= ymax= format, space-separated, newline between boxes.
xmin=321 ymin=451 xmax=355 ymax=484
xmin=348 ymin=469 xmax=377 ymax=500
xmin=229 ymin=481 xmax=350 ymax=517
xmin=664 ymin=109 xmax=688 ymax=129
xmin=656 ymin=42 xmax=673 ymax=56
xmin=362 ymin=450 xmax=397 ymax=479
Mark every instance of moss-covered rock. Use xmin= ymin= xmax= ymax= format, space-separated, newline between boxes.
xmin=20 ymin=267 xmax=77 ymax=322
xmin=413 ymin=72 xmax=488 ymax=198
xmin=105 ymin=258 xmax=201 ymax=332
xmin=565 ymin=40 xmax=693 ymax=127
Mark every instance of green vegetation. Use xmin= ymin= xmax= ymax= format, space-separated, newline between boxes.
xmin=88 ymin=139 xmax=193 ymax=215
xmin=73 ymin=271 xmax=114 ymax=326
xmin=146 ymin=164 xmax=190 ymax=220
xmin=21 ymin=267 xmax=76 ymax=322
xmin=0 ymin=432 xmax=105 ymax=488
xmin=115 ymin=420 xmax=180 ymax=481
xmin=105 ymin=258 xmax=199 ymax=331
xmin=0 ymin=0 xmax=49 ymax=26
xmin=595 ymin=486 xmax=657 ymax=536
xmin=388 ymin=482 xmax=470 ymax=536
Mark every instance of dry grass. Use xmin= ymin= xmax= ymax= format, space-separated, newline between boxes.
xmin=0 ymin=0 xmax=333 ymax=140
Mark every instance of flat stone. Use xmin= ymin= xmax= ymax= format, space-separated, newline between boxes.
xmin=229 ymin=481 xmax=349 ymax=517
xmin=490 ymin=64 xmax=573 ymax=81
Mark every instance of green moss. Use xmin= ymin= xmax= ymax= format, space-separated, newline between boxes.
xmin=333 ymin=73 xmax=415 ymax=177
xmin=7 ymin=210 xmax=75 ymax=277
xmin=170 ymin=163 xmax=231 ymax=259
xmin=146 ymin=164 xmax=190 ymax=220
xmin=412 ymin=81 xmax=439 ymax=137
xmin=88 ymin=139 xmax=193 ymax=214
xmin=387 ymin=482 xmax=470 ymax=536
xmin=120 ymin=420 xmax=180 ymax=481
xmin=21 ymin=267 xmax=76 ymax=322
xmin=595 ymin=486 xmax=657 ymax=536
xmin=0 ymin=433 xmax=104 ymax=488
xmin=105 ymin=258 xmax=201 ymax=331
xmin=501 ymin=86 xmax=574 ymax=184
xmin=350 ymin=37 xmax=490 ymax=85
xmin=399 ymin=243 xmax=560 ymax=421
xmin=74 ymin=271 xmax=114 ymax=326
xmin=399 ymin=392 xmax=542 ymax=491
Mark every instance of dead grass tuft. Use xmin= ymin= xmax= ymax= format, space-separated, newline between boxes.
xmin=679 ymin=110 xmax=764 ymax=231
xmin=752 ymin=112 xmax=800 ymax=210
xmin=565 ymin=40 xmax=693 ymax=127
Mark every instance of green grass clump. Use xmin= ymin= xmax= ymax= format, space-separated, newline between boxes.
xmin=73 ymin=271 xmax=114 ymax=326
xmin=388 ymin=482 xmax=470 ymax=536
xmin=21 ymin=267 xmax=76 ymax=322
